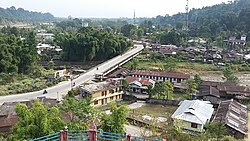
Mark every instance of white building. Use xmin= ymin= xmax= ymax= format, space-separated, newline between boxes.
xmin=171 ymin=100 xmax=214 ymax=133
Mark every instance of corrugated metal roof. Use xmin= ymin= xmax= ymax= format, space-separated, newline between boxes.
xmin=131 ymin=70 xmax=190 ymax=79
xmin=198 ymin=86 xmax=220 ymax=97
xmin=214 ymin=99 xmax=247 ymax=135
xmin=108 ymin=68 xmax=130 ymax=78
xmin=171 ymin=100 xmax=214 ymax=125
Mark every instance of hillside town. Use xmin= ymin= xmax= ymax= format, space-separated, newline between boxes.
xmin=1 ymin=0 xmax=250 ymax=141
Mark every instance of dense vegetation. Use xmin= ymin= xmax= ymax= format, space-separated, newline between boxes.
xmin=0 ymin=6 xmax=55 ymax=23
xmin=3 ymin=93 xmax=129 ymax=140
xmin=0 ymin=27 xmax=60 ymax=95
xmin=152 ymin=0 xmax=250 ymax=38
xmin=56 ymin=27 xmax=132 ymax=62
xmin=9 ymin=100 xmax=65 ymax=140
xmin=0 ymin=27 xmax=38 ymax=74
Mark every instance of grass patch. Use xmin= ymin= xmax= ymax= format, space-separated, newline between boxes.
xmin=128 ymin=104 xmax=177 ymax=129
xmin=177 ymin=62 xmax=219 ymax=72
xmin=171 ymin=92 xmax=190 ymax=100
xmin=123 ymin=58 xmax=220 ymax=74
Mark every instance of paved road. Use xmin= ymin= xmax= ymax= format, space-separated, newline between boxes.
xmin=0 ymin=45 xmax=144 ymax=105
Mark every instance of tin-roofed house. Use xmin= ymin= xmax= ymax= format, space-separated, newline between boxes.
xmin=197 ymin=86 xmax=221 ymax=106
xmin=171 ymin=100 xmax=214 ymax=134
xmin=79 ymin=80 xmax=123 ymax=107
xmin=214 ymin=99 xmax=247 ymax=139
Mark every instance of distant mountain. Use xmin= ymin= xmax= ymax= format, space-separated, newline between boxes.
xmin=0 ymin=6 xmax=55 ymax=23
xmin=152 ymin=0 xmax=250 ymax=38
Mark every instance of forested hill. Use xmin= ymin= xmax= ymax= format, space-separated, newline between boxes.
xmin=153 ymin=0 xmax=250 ymax=37
xmin=0 ymin=6 xmax=55 ymax=23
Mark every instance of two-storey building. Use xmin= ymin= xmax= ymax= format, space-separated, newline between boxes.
xmin=79 ymin=80 xmax=123 ymax=107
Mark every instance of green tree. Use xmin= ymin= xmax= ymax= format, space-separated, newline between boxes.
xmin=194 ymin=74 xmax=202 ymax=87
xmin=161 ymin=81 xmax=174 ymax=100
xmin=146 ymin=85 xmax=154 ymax=98
xmin=120 ymin=24 xmax=137 ymax=39
xmin=222 ymin=65 xmax=238 ymax=83
xmin=153 ymin=81 xmax=174 ymax=100
xmin=128 ymin=59 xmax=138 ymax=70
xmin=164 ymin=57 xmax=178 ymax=72
xmin=205 ymin=122 xmax=227 ymax=141
xmin=58 ymin=27 xmax=131 ymax=62
xmin=18 ymin=32 xmax=38 ymax=73
xmin=60 ymin=97 xmax=96 ymax=130
xmin=101 ymin=102 xmax=129 ymax=133
xmin=11 ymin=100 xmax=65 ymax=140
xmin=160 ymin=30 xmax=183 ymax=46
xmin=184 ymin=79 xmax=199 ymax=95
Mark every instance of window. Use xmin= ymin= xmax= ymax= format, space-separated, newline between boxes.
xmin=101 ymin=91 xmax=105 ymax=96
xmin=191 ymin=123 xmax=198 ymax=128
xmin=110 ymin=96 xmax=114 ymax=100
xmin=94 ymin=100 xmax=98 ymax=105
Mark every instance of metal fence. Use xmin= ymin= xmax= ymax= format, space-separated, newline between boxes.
xmin=30 ymin=130 xmax=163 ymax=141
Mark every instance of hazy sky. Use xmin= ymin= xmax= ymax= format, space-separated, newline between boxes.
xmin=2 ymin=0 xmax=229 ymax=18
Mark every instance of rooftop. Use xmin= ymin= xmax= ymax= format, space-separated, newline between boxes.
xmin=198 ymin=86 xmax=220 ymax=98
xmin=214 ymin=99 xmax=247 ymax=135
xmin=108 ymin=68 xmax=130 ymax=78
xmin=80 ymin=81 xmax=120 ymax=94
xmin=131 ymin=70 xmax=190 ymax=79
xmin=0 ymin=97 xmax=59 ymax=116
xmin=171 ymin=100 xmax=214 ymax=125
xmin=217 ymin=85 xmax=250 ymax=96
xmin=126 ymin=76 xmax=155 ymax=86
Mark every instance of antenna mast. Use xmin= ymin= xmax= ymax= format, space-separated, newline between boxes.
xmin=185 ymin=0 xmax=189 ymax=31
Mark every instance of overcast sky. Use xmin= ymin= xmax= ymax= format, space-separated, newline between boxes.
xmin=2 ymin=0 xmax=229 ymax=18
